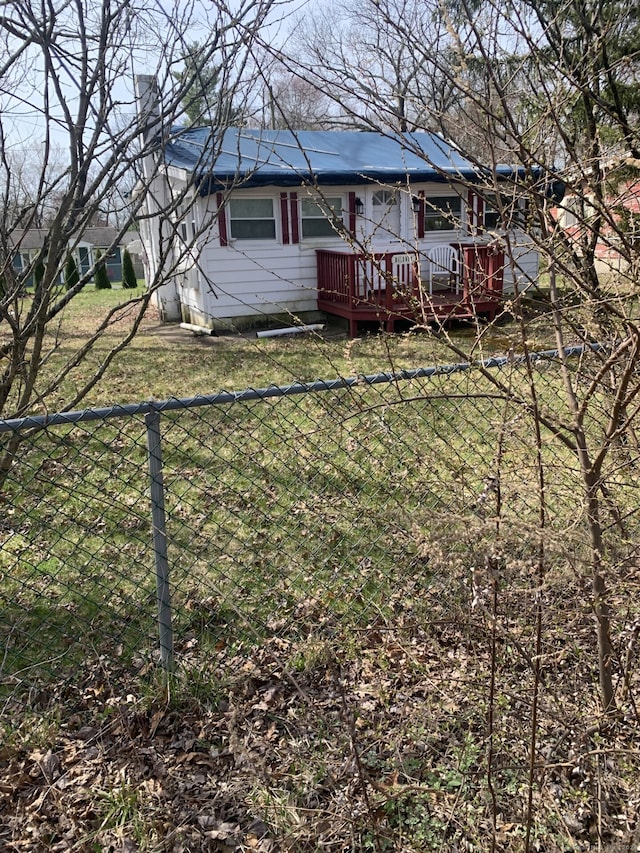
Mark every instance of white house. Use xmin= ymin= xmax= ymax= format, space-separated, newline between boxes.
xmin=136 ymin=87 xmax=553 ymax=334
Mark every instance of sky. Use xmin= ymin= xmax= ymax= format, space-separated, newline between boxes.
xmin=0 ymin=0 xmax=309 ymax=155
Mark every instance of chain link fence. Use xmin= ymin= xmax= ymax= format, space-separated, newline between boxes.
xmin=2 ymin=345 xmax=639 ymax=850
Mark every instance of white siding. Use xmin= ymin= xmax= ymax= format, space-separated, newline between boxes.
xmin=196 ymin=242 xmax=316 ymax=320
xmin=194 ymin=184 xmax=356 ymax=324
xmin=502 ymin=231 xmax=540 ymax=293
xmin=148 ymin=179 xmax=540 ymax=327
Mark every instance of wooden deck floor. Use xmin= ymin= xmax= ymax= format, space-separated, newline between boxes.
xmin=316 ymin=245 xmax=504 ymax=336
xmin=317 ymin=287 xmax=500 ymax=335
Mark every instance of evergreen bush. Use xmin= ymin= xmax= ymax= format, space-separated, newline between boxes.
xmin=65 ymin=254 xmax=80 ymax=291
xmin=94 ymin=252 xmax=111 ymax=290
xmin=34 ymin=259 xmax=45 ymax=289
xmin=122 ymin=248 xmax=138 ymax=289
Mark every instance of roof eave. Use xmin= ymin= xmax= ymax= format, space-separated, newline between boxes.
xmin=195 ymin=168 xmax=495 ymax=196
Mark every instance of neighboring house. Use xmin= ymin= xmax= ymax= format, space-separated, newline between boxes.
xmin=10 ymin=227 xmax=141 ymax=285
xmin=138 ymin=120 xmax=552 ymax=334
xmin=555 ymin=173 xmax=640 ymax=273
xmin=552 ymin=154 xmax=640 ymax=273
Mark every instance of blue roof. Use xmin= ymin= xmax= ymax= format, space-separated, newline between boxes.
xmin=163 ymin=128 xmax=518 ymax=194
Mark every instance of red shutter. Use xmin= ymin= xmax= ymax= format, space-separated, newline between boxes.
xmin=418 ymin=190 xmax=425 ymax=239
xmin=280 ymin=192 xmax=290 ymax=244
xmin=217 ymin=192 xmax=228 ymax=247
xmin=348 ymin=192 xmax=357 ymax=237
xmin=289 ymin=193 xmax=300 ymax=244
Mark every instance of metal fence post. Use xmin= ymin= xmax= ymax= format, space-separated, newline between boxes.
xmin=145 ymin=409 xmax=174 ymax=672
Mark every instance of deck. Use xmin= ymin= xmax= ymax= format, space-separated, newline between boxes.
xmin=316 ymin=244 xmax=504 ymax=336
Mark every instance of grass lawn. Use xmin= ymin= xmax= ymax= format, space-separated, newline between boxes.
xmin=2 ymin=288 xmax=639 ymax=851
xmin=20 ymin=285 xmax=563 ymax=410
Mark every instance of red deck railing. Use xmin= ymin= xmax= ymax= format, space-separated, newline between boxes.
xmin=316 ymin=244 xmax=504 ymax=336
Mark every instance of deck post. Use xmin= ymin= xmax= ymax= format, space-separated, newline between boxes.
xmin=348 ymin=254 xmax=357 ymax=309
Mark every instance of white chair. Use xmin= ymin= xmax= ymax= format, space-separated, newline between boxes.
xmin=424 ymin=245 xmax=459 ymax=295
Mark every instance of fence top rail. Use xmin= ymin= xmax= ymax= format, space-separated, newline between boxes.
xmin=0 ymin=344 xmax=603 ymax=435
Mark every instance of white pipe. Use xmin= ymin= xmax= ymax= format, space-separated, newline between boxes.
xmin=256 ymin=323 xmax=325 ymax=339
xmin=180 ymin=322 xmax=216 ymax=336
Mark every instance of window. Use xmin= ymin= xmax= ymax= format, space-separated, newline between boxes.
xmin=484 ymin=195 xmax=503 ymax=230
xmin=12 ymin=251 xmax=40 ymax=288
xmin=177 ymin=203 xmax=198 ymax=244
xmin=301 ymin=197 xmax=343 ymax=238
xmin=424 ymin=196 xmax=462 ymax=231
xmin=564 ymin=195 xmax=597 ymax=227
xmin=372 ymin=190 xmax=398 ymax=208
xmin=12 ymin=252 xmax=27 ymax=273
xmin=484 ymin=193 xmax=528 ymax=230
xmin=229 ymin=198 xmax=276 ymax=240
xmin=560 ymin=197 xmax=579 ymax=228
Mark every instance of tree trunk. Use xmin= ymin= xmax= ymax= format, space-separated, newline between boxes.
xmin=585 ymin=475 xmax=616 ymax=713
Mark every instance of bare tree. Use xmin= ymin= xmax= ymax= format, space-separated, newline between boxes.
xmin=287 ymin=0 xmax=456 ymax=132
xmin=1 ymin=143 xmax=70 ymax=228
xmin=272 ymin=0 xmax=640 ymax=714
xmin=261 ymin=67 xmax=340 ymax=129
xmin=0 ymin=0 xmax=276 ymax=471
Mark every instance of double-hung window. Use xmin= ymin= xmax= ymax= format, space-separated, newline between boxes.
xmin=484 ymin=193 xmax=528 ymax=230
xmin=301 ymin=197 xmax=343 ymax=238
xmin=229 ymin=198 xmax=276 ymax=240
xmin=424 ymin=196 xmax=462 ymax=231
xmin=484 ymin=195 xmax=503 ymax=230
xmin=175 ymin=201 xmax=198 ymax=245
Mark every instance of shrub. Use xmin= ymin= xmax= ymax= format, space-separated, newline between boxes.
xmin=64 ymin=254 xmax=80 ymax=291
xmin=34 ymin=258 xmax=45 ymax=289
xmin=93 ymin=251 xmax=111 ymax=290
xmin=122 ymin=248 xmax=137 ymax=289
